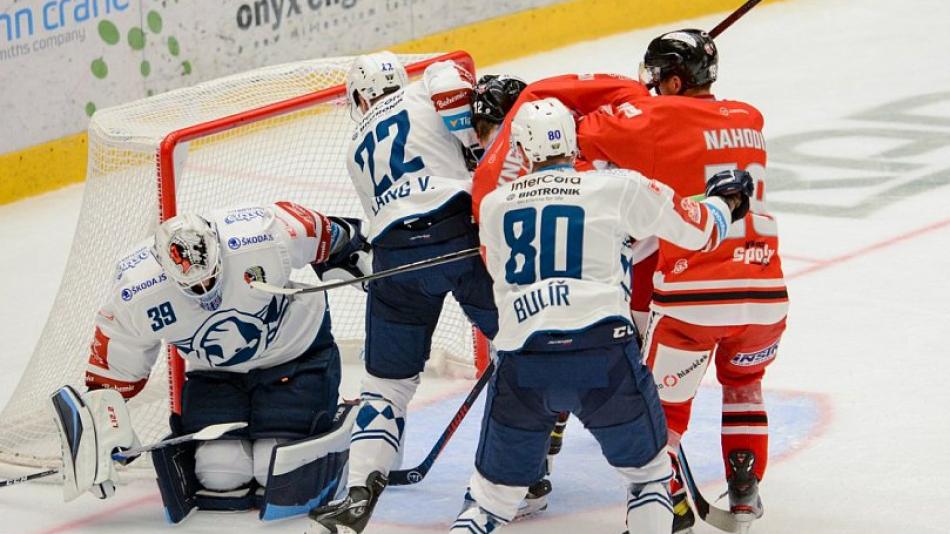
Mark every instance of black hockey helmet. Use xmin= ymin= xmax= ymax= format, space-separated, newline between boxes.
xmin=640 ymin=29 xmax=718 ymax=92
xmin=472 ymin=74 xmax=528 ymax=127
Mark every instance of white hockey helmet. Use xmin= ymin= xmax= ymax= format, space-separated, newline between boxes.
xmin=154 ymin=213 xmax=222 ymax=308
xmin=346 ymin=51 xmax=408 ymax=116
xmin=510 ymin=97 xmax=578 ymax=163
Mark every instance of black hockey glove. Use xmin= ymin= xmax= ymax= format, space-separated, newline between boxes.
xmin=705 ymin=169 xmax=754 ymax=221
xmin=312 ymin=217 xmax=372 ymax=290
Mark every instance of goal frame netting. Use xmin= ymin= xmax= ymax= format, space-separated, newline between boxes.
xmin=0 ymin=50 xmax=488 ymax=480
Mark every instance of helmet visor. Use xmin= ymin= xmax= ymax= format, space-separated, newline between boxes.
xmin=639 ymin=62 xmax=663 ymax=89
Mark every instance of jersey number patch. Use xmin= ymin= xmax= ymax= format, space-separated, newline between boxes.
xmin=147 ymin=302 xmax=177 ymax=332
xmin=503 ymin=205 xmax=585 ymax=284
xmin=354 ymin=109 xmax=425 ymax=196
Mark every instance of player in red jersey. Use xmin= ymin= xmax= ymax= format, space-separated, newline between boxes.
xmin=471 ymin=73 xmax=650 ymax=221
xmin=577 ymin=29 xmax=788 ymax=532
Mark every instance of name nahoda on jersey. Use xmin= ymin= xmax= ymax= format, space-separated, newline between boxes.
xmin=370 ymin=175 xmax=436 ymax=216
xmin=513 ymin=280 xmax=572 ymax=323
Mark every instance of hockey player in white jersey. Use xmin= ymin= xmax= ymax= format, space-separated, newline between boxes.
xmin=451 ymin=98 xmax=753 ymax=533
xmin=51 ymin=201 xmax=371 ymax=521
xmin=308 ymin=52 xmax=499 ymax=534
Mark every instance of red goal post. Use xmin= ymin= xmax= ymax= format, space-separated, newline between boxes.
xmin=0 ymin=51 xmax=488 ymax=478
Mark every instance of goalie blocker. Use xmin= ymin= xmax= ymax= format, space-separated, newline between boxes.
xmin=154 ymin=403 xmax=358 ymax=523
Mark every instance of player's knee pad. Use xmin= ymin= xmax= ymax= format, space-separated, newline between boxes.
xmin=360 ymin=373 xmax=420 ymax=413
xmin=468 ymin=470 xmax=528 ymax=522
xmin=194 ymin=440 xmax=253 ymax=491
xmin=649 ymin=343 xmax=712 ymax=404
xmin=626 ymin=480 xmax=673 ymax=534
xmin=615 ymin=448 xmax=674 ymax=487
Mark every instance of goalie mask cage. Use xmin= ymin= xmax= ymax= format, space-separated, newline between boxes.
xmin=0 ymin=51 xmax=487 ymax=479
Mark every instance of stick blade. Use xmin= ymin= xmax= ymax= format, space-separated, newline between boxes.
xmin=193 ymin=422 xmax=247 ymax=440
xmin=249 ymin=281 xmax=300 ymax=296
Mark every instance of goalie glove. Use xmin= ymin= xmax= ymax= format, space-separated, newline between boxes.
xmin=311 ymin=217 xmax=372 ymax=290
xmin=50 ymin=386 xmax=141 ymax=502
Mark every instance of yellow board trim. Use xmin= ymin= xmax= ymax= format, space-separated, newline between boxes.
xmin=0 ymin=0 xmax=781 ymax=206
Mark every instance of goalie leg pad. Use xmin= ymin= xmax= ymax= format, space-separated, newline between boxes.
xmin=154 ymin=436 xmax=259 ymax=523
xmin=259 ymin=404 xmax=358 ymax=521
xmin=152 ymin=436 xmax=199 ymax=524
xmin=51 ymin=386 xmax=139 ymax=502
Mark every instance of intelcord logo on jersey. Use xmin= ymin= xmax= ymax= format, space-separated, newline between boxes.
xmin=511 ymin=174 xmax=582 ymax=191
xmin=227 ymin=234 xmax=275 ymax=250
xmin=731 ymin=341 xmax=779 ymax=367
xmin=114 ymin=247 xmax=151 ymax=280
xmin=224 ymin=208 xmax=268 ymax=224
xmin=120 ymin=273 xmax=168 ymax=301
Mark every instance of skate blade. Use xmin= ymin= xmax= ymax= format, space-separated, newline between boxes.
xmin=733 ymin=512 xmax=757 ymax=534
xmin=304 ymin=521 xmax=358 ymax=534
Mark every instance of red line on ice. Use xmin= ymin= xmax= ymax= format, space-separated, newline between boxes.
xmin=32 ymin=492 xmax=161 ymax=534
xmin=787 ymin=216 xmax=950 ymax=279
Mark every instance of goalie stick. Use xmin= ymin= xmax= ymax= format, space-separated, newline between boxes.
xmin=0 ymin=422 xmax=247 ymax=488
xmin=388 ymin=359 xmax=495 ymax=486
xmin=250 ymin=247 xmax=480 ymax=296
xmin=676 ymin=443 xmax=742 ymax=533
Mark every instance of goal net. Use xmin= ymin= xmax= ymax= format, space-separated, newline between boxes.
xmin=0 ymin=51 xmax=484 ymax=478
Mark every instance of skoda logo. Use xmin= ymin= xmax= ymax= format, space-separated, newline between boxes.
xmin=120 ymin=288 xmax=133 ymax=301
xmin=227 ymin=237 xmax=241 ymax=250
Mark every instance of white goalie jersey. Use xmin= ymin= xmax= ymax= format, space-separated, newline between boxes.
xmin=84 ymin=202 xmax=337 ymax=398
xmin=479 ymin=166 xmax=732 ymax=352
xmin=345 ymin=60 xmax=479 ymax=241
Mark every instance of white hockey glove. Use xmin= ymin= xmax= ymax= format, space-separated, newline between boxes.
xmin=313 ymin=217 xmax=373 ymax=291
xmin=50 ymin=386 xmax=141 ymax=502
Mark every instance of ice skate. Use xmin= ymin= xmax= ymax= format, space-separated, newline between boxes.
xmin=726 ymin=450 xmax=763 ymax=533
xmin=671 ymin=488 xmax=695 ymax=533
xmin=513 ymin=478 xmax=551 ymax=521
xmin=306 ymin=471 xmax=387 ymax=534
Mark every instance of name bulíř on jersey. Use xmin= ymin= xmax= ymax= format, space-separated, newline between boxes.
xmin=513 ymin=280 xmax=571 ymax=323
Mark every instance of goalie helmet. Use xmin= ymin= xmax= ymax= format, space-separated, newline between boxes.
xmin=472 ymin=74 xmax=528 ymax=126
xmin=154 ymin=213 xmax=222 ymax=310
xmin=346 ymin=51 xmax=408 ymax=117
xmin=510 ymin=97 xmax=578 ymax=163
xmin=640 ymin=29 xmax=718 ymax=92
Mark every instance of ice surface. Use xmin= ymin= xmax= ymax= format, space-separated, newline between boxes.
xmin=2 ymin=0 xmax=950 ymax=532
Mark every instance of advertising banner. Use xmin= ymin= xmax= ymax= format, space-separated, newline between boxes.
xmin=0 ymin=0 xmax=558 ymax=153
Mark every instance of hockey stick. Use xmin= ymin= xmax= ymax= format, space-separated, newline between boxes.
xmin=388 ymin=359 xmax=496 ymax=486
xmin=111 ymin=421 xmax=247 ymax=461
xmin=0 ymin=422 xmax=247 ymax=487
xmin=709 ymin=0 xmax=762 ymax=38
xmin=250 ymin=247 xmax=481 ymax=296
xmin=676 ymin=443 xmax=741 ymax=533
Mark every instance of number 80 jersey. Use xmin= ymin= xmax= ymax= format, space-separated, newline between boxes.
xmin=478 ymin=165 xmax=732 ymax=351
